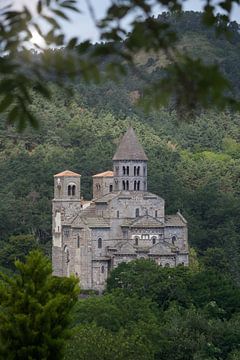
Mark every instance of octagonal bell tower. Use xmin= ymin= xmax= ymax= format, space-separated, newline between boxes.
xmin=113 ymin=127 xmax=148 ymax=192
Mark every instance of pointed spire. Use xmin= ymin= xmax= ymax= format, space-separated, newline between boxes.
xmin=113 ymin=127 xmax=148 ymax=161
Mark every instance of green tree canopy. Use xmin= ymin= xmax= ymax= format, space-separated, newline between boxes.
xmin=0 ymin=250 xmax=79 ymax=359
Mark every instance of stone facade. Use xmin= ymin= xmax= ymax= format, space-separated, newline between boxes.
xmin=52 ymin=128 xmax=189 ymax=291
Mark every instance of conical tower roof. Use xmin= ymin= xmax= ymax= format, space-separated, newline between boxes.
xmin=113 ymin=127 xmax=148 ymax=161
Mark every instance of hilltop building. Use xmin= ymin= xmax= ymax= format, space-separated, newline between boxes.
xmin=52 ymin=128 xmax=189 ymax=291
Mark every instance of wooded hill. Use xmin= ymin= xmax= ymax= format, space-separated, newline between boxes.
xmin=0 ymin=12 xmax=239 ymax=281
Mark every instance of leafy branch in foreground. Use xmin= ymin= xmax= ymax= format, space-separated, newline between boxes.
xmin=0 ymin=0 xmax=240 ymax=129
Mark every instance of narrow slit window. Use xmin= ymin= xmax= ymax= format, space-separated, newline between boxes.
xmin=98 ymin=238 xmax=102 ymax=249
xmin=72 ymin=185 xmax=76 ymax=196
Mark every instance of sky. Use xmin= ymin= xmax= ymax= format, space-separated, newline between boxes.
xmin=8 ymin=0 xmax=240 ymax=43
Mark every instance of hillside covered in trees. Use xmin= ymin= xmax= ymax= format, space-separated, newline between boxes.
xmin=0 ymin=11 xmax=239 ymax=283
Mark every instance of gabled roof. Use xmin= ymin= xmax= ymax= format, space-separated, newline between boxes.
xmin=121 ymin=215 xmax=164 ymax=228
xmin=92 ymin=170 xmax=114 ymax=178
xmin=54 ymin=170 xmax=81 ymax=177
xmin=113 ymin=127 xmax=148 ymax=161
xmin=165 ymin=213 xmax=187 ymax=227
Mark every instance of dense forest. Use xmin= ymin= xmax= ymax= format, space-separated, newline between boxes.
xmin=0 ymin=10 xmax=240 ymax=359
xmin=0 ymin=12 xmax=239 ymax=279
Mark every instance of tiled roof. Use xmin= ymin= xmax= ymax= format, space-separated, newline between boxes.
xmin=165 ymin=214 xmax=187 ymax=227
xmin=54 ymin=170 xmax=81 ymax=177
xmin=92 ymin=170 xmax=114 ymax=178
xmin=121 ymin=215 xmax=164 ymax=228
xmin=113 ymin=127 xmax=148 ymax=161
xmin=84 ymin=217 xmax=110 ymax=228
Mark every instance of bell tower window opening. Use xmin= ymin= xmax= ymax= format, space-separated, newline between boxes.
xmin=137 ymin=181 xmax=140 ymax=191
xmin=123 ymin=166 xmax=126 ymax=175
xmin=134 ymin=180 xmax=137 ymax=190
xmin=126 ymin=180 xmax=129 ymax=190
xmin=68 ymin=184 xmax=76 ymax=196
xmin=134 ymin=166 xmax=136 ymax=176
xmin=72 ymin=185 xmax=76 ymax=196
xmin=126 ymin=166 xmax=129 ymax=175
xmin=137 ymin=166 xmax=140 ymax=176
xmin=98 ymin=238 xmax=102 ymax=249
xmin=122 ymin=180 xmax=126 ymax=190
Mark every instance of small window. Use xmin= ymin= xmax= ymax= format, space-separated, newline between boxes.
xmin=172 ymin=236 xmax=176 ymax=244
xmin=123 ymin=166 xmax=126 ymax=175
xmin=137 ymin=181 xmax=140 ymax=191
xmin=68 ymin=185 xmax=71 ymax=196
xmin=126 ymin=166 xmax=129 ymax=175
xmin=117 ymin=210 xmax=119 ymax=218
xmin=122 ymin=180 xmax=126 ymax=190
xmin=64 ymin=228 xmax=69 ymax=237
xmin=101 ymin=265 xmax=104 ymax=274
xmin=155 ymin=210 xmax=158 ymax=218
xmin=135 ymin=208 xmax=139 ymax=217
xmin=135 ymin=237 xmax=139 ymax=246
xmin=126 ymin=180 xmax=129 ymax=190
xmin=134 ymin=180 xmax=137 ymax=190
xmin=72 ymin=185 xmax=76 ymax=196
xmin=152 ymin=237 xmax=156 ymax=245
xmin=143 ymin=166 xmax=146 ymax=176
xmin=98 ymin=238 xmax=102 ymax=249
xmin=77 ymin=235 xmax=80 ymax=248
xmin=109 ymin=184 xmax=113 ymax=192
xmin=134 ymin=166 xmax=136 ymax=176
xmin=137 ymin=166 xmax=140 ymax=176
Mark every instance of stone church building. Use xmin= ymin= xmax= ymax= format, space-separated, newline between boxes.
xmin=52 ymin=128 xmax=189 ymax=291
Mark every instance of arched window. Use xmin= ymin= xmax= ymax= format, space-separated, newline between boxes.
xmin=134 ymin=180 xmax=137 ymax=190
xmin=123 ymin=166 xmax=126 ymax=175
xmin=72 ymin=185 xmax=76 ymax=196
xmin=77 ymin=235 xmax=80 ymax=248
xmin=135 ymin=208 xmax=139 ymax=217
xmin=137 ymin=181 xmax=140 ymax=191
xmin=152 ymin=236 xmax=156 ymax=245
xmin=137 ymin=166 xmax=140 ymax=176
xmin=122 ymin=180 xmax=126 ymax=190
xmin=172 ymin=236 xmax=176 ymax=244
xmin=101 ymin=265 xmax=104 ymax=273
xmin=98 ymin=238 xmax=102 ymax=249
xmin=126 ymin=166 xmax=129 ymax=175
xmin=135 ymin=237 xmax=139 ymax=246
xmin=109 ymin=184 xmax=113 ymax=192
xmin=68 ymin=185 xmax=71 ymax=196
xmin=134 ymin=166 xmax=136 ymax=176
xmin=126 ymin=180 xmax=129 ymax=190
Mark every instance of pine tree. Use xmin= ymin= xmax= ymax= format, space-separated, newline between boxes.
xmin=0 ymin=251 xmax=79 ymax=360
